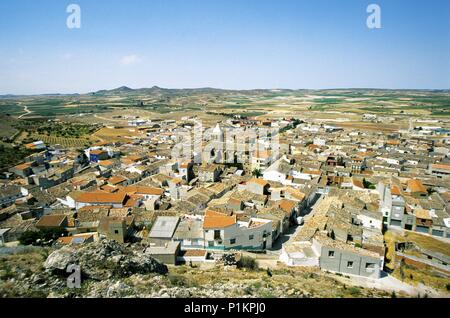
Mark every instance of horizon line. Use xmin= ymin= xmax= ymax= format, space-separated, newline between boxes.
xmin=1 ymin=86 xmax=449 ymax=97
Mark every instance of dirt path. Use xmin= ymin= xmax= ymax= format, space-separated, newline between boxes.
xmin=18 ymin=104 xmax=32 ymax=119
xmin=93 ymin=114 xmax=127 ymax=124
xmin=334 ymin=272 xmax=446 ymax=297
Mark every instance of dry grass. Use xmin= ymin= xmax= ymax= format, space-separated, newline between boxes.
xmin=92 ymin=127 xmax=144 ymax=143
xmin=166 ymin=265 xmax=392 ymax=298
xmin=403 ymin=232 xmax=450 ymax=257
xmin=392 ymin=263 xmax=450 ymax=293
xmin=384 ymin=230 xmax=450 ymax=293
xmin=384 ymin=230 xmax=397 ymax=270
xmin=333 ymin=122 xmax=402 ymax=132
xmin=0 ymin=248 xmax=51 ymax=297
xmin=385 ymin=230 xmax=450 ymax=258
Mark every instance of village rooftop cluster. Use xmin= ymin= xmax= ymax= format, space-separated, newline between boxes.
xmin=1 ymin=113 xmax=449 ymax=281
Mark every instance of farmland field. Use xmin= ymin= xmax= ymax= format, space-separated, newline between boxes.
xmin=28 ymin=133 xmax=92 ymax=148
xmin=1 ymin=88 xmax=449 ymax=126
xmin=92 ymin=127 xmax=145 ymax=143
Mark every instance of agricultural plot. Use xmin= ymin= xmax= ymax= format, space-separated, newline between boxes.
xmin=92 ymin=127 xmax=144 ymax=143
xmin=0 ymin=101 xmax=24 ymax=116
xmin=1 ymin=88 xmax=449 ymax=120
xmin=0 ymin=97 xmax=111 ymax=118
xmin=0 ymin=115 xmax=19 ymax=139
xmin=29 ymin=133 xmax=91 ymax=148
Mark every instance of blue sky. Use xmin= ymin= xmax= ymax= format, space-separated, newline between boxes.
xmin=0 ymin=0 xmax=449 ymax=94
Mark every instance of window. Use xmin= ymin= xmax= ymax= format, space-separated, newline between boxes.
xmin=230 ymin=238 xmax=236 ymax=245
xmin=114 ymin=230 xmax=119 ymax=234
xmin=365 ymin=263 xmax=375 ymax=271
xmin=347 ymin=261 xmax=354 ymax=268
xmin=328 ymin=251 xmax=335 ymax=258
xmin=249 ymin=235 xmax=254 ymax=240
xmin=214 ymin=230 xmax=221 ymax=240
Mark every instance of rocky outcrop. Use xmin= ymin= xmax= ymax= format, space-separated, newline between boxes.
xmin=44 ymin=239 xmax=168 ymax=280
xmin=217 ymin=253 xmax=238 ymax=266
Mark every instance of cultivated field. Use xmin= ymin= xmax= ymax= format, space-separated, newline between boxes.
xmin=1 ymin=88 xmax=449 ymax=121
xmin=28 ymin=134 xmax=92 ymax=148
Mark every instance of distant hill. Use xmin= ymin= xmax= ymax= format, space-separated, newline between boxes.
xmin=1 ymin=87 xmax=448 ymax=98
xmin=88 ymin=86 xmax=303 ymax=98
xmin=93 ymin=86 xmax=134 ymax=95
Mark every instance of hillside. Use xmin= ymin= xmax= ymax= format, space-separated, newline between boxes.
xmin=0 ymin=241 xmax=401 ymax=298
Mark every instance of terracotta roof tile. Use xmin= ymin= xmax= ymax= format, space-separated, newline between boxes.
xmin=415 ymin=208 xmax=431 ymax=220
xmin=278 ymin=199 xmax=296 ymax=213
xmin=14 ymin=162 xmax=32 ymax=170
xmin=248 ymin=178 xmax=269 ymax=186
xmin=99 ymin=160 xmax=114 ymax=166
xmin=391 ymin=185 xmax=402 ymax=196
xmin=183 ymin=249 xmax=207 ymax=257
xmin=254 ymin=150 xmax=272 ymax=159
xmin=36 ymin=215 xmax=67 ymax=228
xmin=431 ymin=163 xmax=450 ymax=171
xmin=352 ymin=179 xmax=364 ymax=189
xmin=123 ymin=186 xmax=164 ymax=196
xmin=203 ymin=210 xmax=236 ymax=229
xmin=76 ymin=192 xmax=127 ymax=204
xmin=108 ymin=176 xmax=127 ymax=185
xmin=407 ymin=179 xmax=427 ymax=194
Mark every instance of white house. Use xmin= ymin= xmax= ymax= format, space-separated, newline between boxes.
xmin=74 ymin=192 xmax=127 ymax=210
xmin=357 ymin=210 xmax=383 ymax=230
xmin=280 ymin=242 xmax=319 ymax=267
xmin=203 ymin=210 xmax=273 ymax=250
xmin=263 ymin=159 xmax=290 ymax=184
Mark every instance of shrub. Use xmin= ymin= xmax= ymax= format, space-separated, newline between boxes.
xmin=18 ymin=231 xmax=41 ymax=246
xmin=0 ymin=264 xmax=15 ymax=280
xmin=251 ymin=169 xmax=262 ymax=178
xmin=19 ymin=228 xmax=67 ymax=246
xmin=167 ymin=274 xmax=188 ymax=287
xmin=309 ymin=273 xmax=318 ymax=279
xmin=348 ymin=287 xmax=361 ymax=297
xmin=237 ymin=256 xmax=258 ymax=271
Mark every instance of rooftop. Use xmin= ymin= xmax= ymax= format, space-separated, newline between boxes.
xmin=149 ymin=216 xmax=180 ymax=238
xmin=248 ymin=178 xmax=269 ymax=186
xmin=76 ymin=191 xmax=127 ymax=204
xmin=36 ymin=214 xmax=67 ymax=228
xmin=203 ymin=209 xmax=237 ymax=229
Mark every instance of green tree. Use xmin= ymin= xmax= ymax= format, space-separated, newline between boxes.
xmin=19 ymin=228 xmax=68 ymax=246
xmin=363 ymin=178 xmax=376 ymax=190
xmin=252 ymin=169 xmax=262 ymax=178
